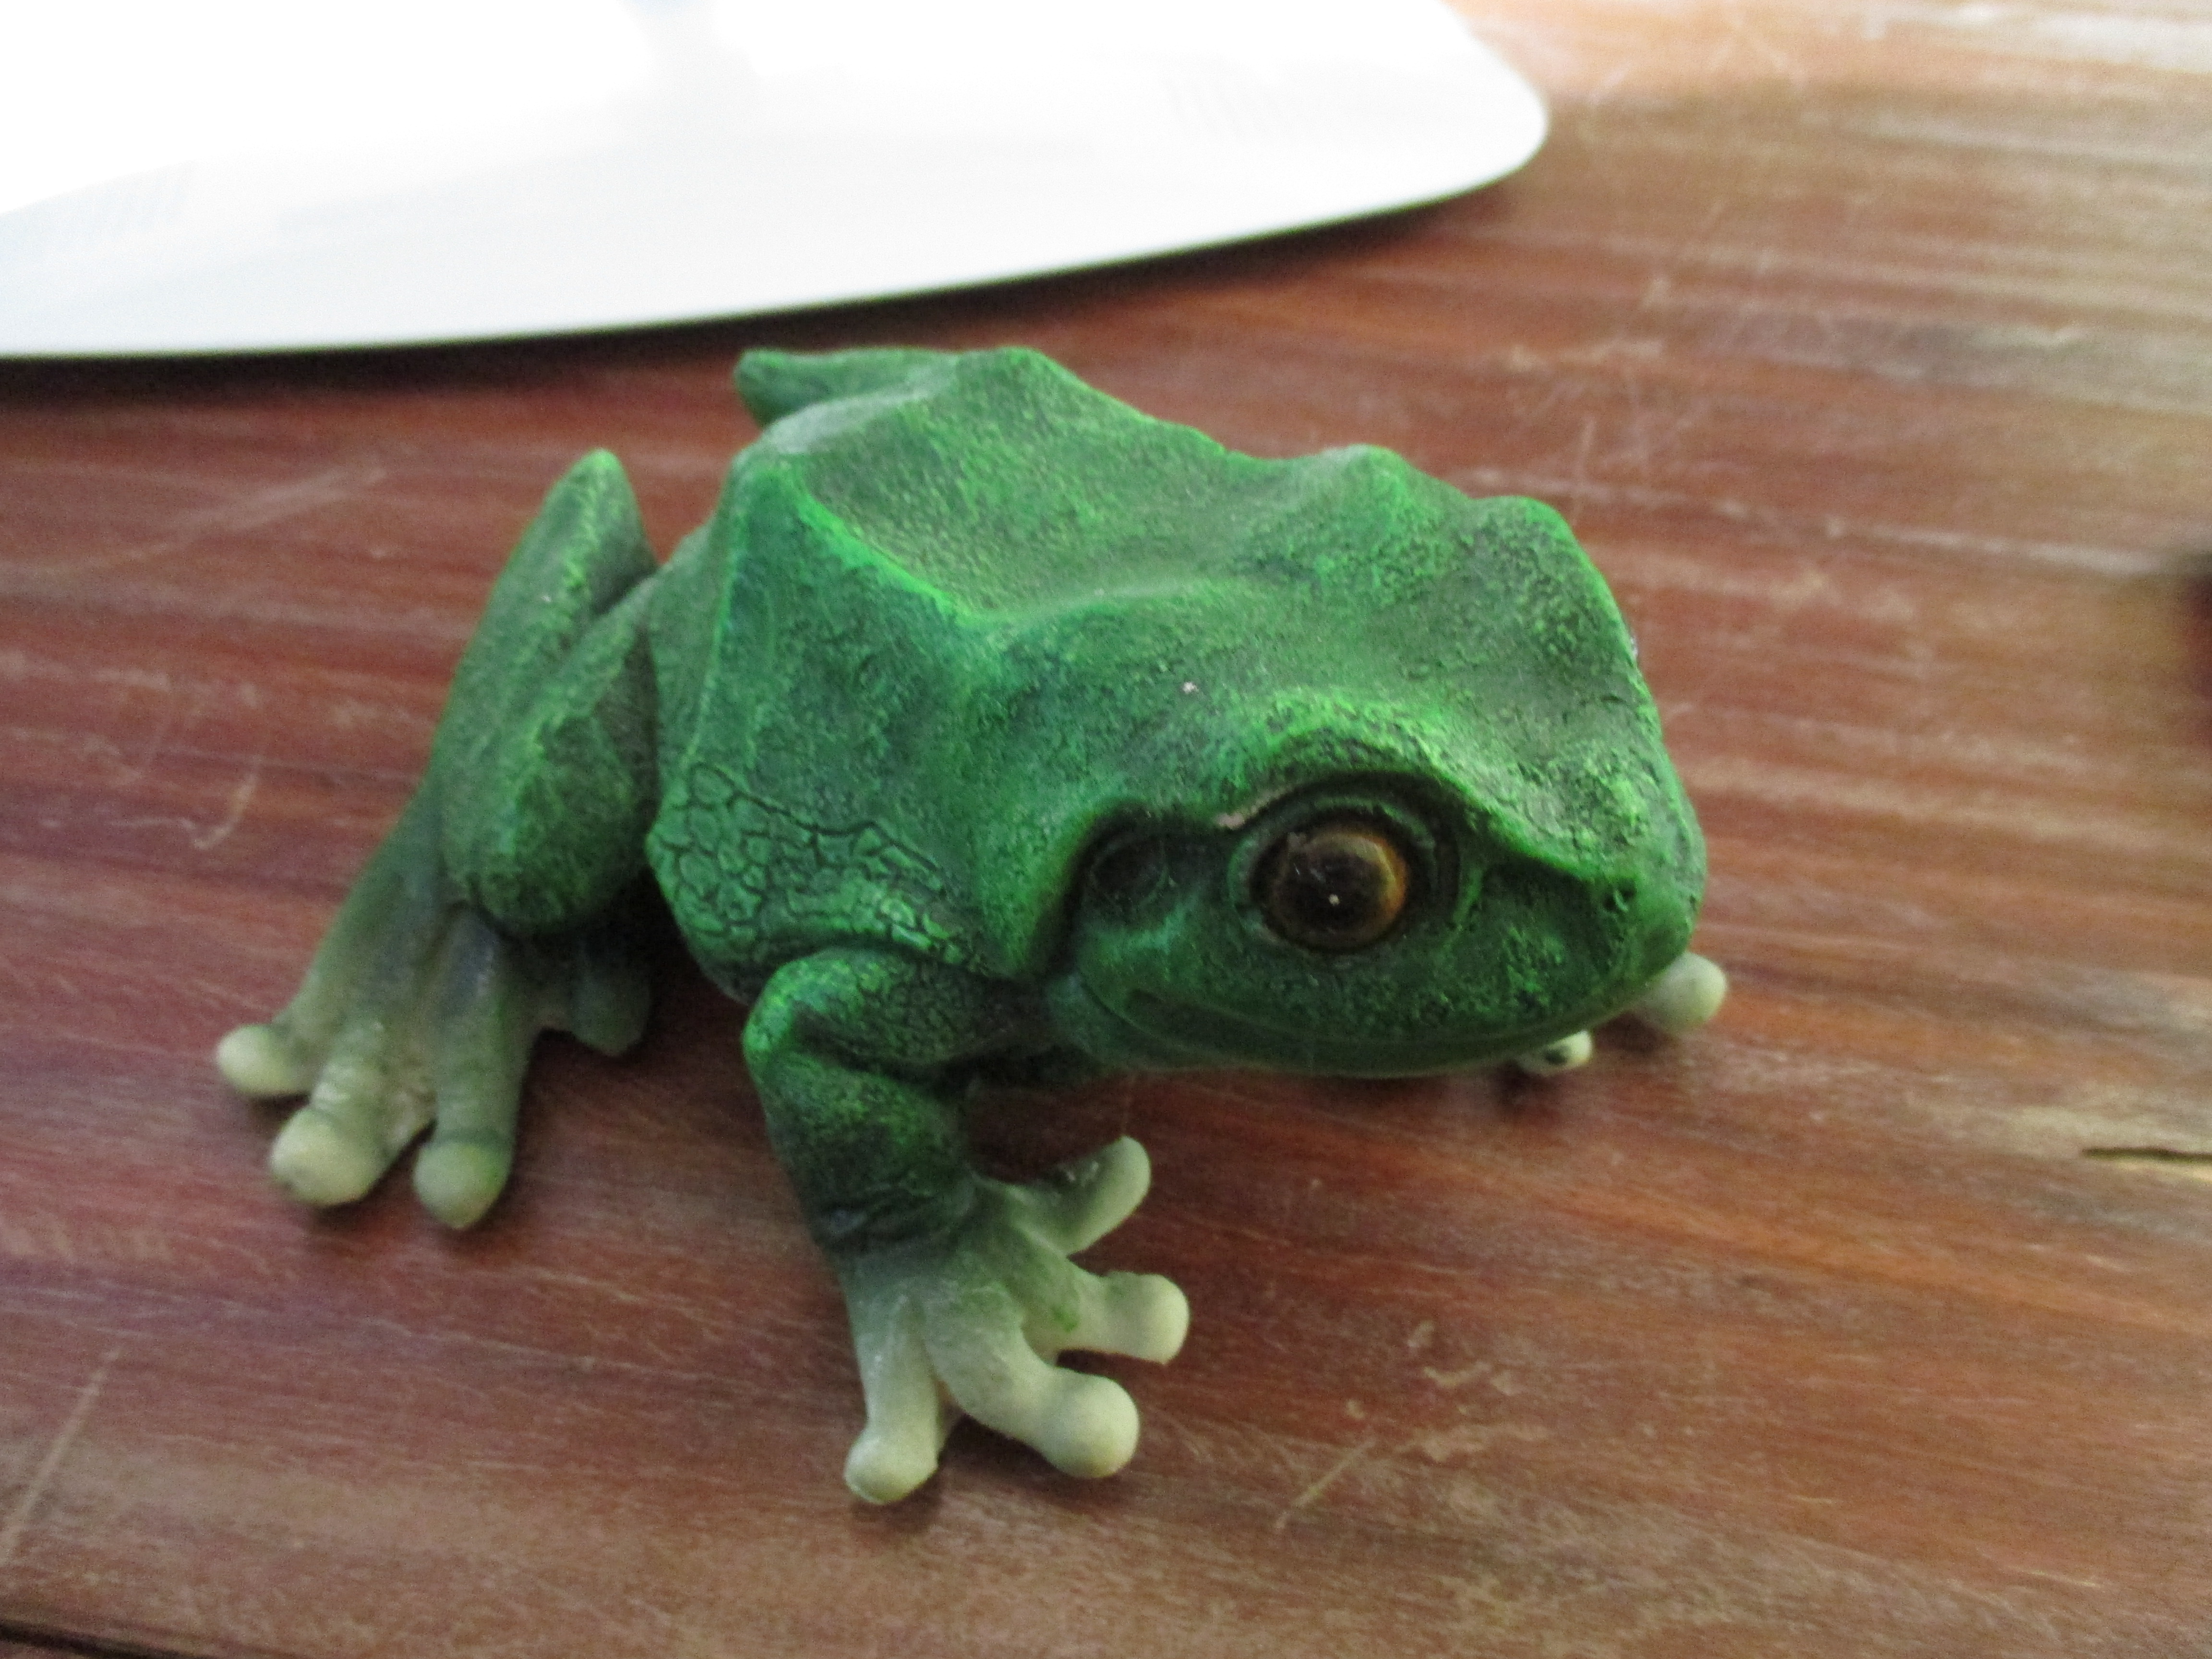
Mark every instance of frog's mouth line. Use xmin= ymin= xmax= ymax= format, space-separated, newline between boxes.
xmin=1070 ymin=974 xmax=1626 ymax=1080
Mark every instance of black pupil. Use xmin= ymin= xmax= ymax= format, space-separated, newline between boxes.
xmin=1261 ymin=822 xmax=1408 ymax=951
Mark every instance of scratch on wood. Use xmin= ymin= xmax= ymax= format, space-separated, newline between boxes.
xmin=1869 ymin=4 xmax=2212 ymax=73
xmin=2083 ymin=1147 xmax=2212 ymax=1184
xmin=0 ymin=1345 xmax=122 ymax=1569
xmin=2015 ymin=1565 xmax=2109 ymax=1591
xmin=1705 ymin=0 xmax=1808 ymax=88
xmin=1422 ymin=1363 xmax=1488 ymax=1391
xmin=2 ymin=462 xmax=388 ymax=587
xmin=108 ymin=680 xmax=180 ymax=789
xmin=1274 ymin=1436 xmax=1375 ymax=1532
xmin=188 ymin=748 xmax=264 ymax=851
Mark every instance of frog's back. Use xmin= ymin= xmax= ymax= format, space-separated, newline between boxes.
xmin=736 ymin=347 xmax=1302 ymax=615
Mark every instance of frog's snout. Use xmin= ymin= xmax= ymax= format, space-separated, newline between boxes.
xmin=1609 ymin=868 xmax=1698 ymax=980
xmin=1599 ymin=864 xmax=1723 ymax=1034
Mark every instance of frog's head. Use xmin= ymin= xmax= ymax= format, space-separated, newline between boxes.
xmin=860 ymin=412 xmax=1715 ymax=1074
xmin=1046 ymin=737 xmax=1701 ymax=1076
xmin=1002 ymin=466 xmax=1705 ymax=1076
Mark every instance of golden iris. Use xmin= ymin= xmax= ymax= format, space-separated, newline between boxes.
xmin=1256 ymin=818 xmax=1411 ymax=952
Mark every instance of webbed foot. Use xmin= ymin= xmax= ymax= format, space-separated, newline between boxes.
xmin=218 ymin=797 xmax=649 ymax=1226
xmin=834 ymin=1137 xmax=1189 ymax=1503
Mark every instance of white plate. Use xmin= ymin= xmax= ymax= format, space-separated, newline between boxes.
xmin=0 ymin=0 xmax=1545 ymax=356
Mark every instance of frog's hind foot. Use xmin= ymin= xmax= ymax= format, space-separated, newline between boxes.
xmin=219 ymin=795 xmax=650 ymax=1227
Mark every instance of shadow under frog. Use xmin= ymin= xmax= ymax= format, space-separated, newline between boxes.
xmin=216 ymin=346 xmax=1726 ymax=1502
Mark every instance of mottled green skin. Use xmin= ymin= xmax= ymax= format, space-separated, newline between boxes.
xmin=232 ymin=346 xmax=1706 ymax=1496
xmin=660 ymin=349 xmax=1699 ymax=1015
xmin=497 ymin=345 xmax=1689 ymax=1230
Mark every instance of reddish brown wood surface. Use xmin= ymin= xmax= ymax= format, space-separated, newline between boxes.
xmin=4 ymin=4 xmax=2210 ymax=1655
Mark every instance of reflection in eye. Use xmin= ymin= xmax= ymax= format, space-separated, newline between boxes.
xmin=1257 ymin=818 xmax=1410 ymax=952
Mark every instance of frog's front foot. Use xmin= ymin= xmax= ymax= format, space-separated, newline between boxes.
xmin=1630 ymin=950 xmax=1728 ymax=1035
xmin=217 ymin=797 xmax=649 ymax=1227
xmin=1510 ymin=950 xmax=1727 ymax=1075
xmin=1513 ymin=1031 xmax=1594 ymax=1076
xmin=833 ymin=1137 xmax=1189 ymax=1503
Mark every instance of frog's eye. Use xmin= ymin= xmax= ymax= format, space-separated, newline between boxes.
xmin=1255 ymin=817 xmax=1412 ymax=952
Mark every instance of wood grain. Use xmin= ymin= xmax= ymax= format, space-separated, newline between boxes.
xmin=3 ymin=3 xmax=2209 ymax=1655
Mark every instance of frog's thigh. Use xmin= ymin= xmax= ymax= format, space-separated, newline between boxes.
xmin=442 ymin=581 xmax=659 ymax=938
xmin=233 ymin=455 xmax=665 ymax=1224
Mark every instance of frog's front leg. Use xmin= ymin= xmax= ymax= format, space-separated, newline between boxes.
xmin=745 ymin=949 xmax=1190 ymax=1503
xmin=218 ymin=452 xmax=661 ymax=1226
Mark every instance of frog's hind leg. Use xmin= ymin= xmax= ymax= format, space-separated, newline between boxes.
xmin=433 ymin=451 xmax=662 ymax=935
xmin=220 ymin=452 xmax=661 ymax=1226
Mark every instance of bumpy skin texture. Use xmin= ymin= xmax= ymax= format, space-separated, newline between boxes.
xmin=219 ymin=348 xmax=1717 ymax=1503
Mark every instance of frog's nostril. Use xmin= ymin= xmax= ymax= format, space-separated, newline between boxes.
xmin=1620 ymin=876 xmax=1698 ymax=985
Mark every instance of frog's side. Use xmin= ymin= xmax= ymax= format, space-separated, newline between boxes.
xmin=217 ymin=346 xmax=1725 ymax=1503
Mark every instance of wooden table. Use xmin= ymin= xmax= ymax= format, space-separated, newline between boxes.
xmin=5 ymin=4 xmax=2209 ymax=1654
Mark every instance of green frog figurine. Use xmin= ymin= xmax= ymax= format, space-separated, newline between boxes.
xmin=217 ymin=347 xmax=1725 ymax=1502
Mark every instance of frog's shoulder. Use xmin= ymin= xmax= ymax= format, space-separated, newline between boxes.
xmin=644 ymin=449 xmax=997 ymax=989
